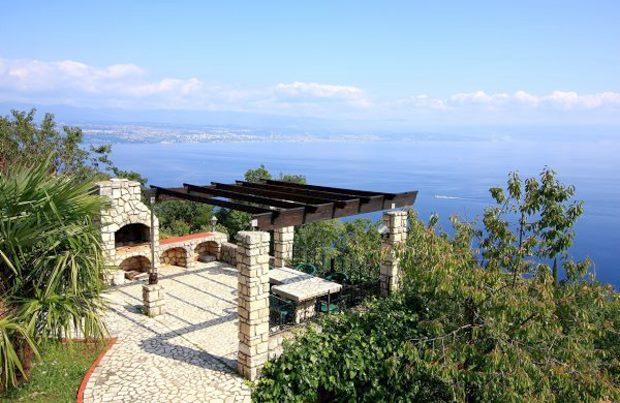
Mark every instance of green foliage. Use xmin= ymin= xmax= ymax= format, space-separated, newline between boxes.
xmin=255 ymin=211 xmax=620 ymax=401
xmin=293 ymin=219 xmax=383 ymax=282
xmin=0 ymin=160 xmax=107 ymax=391
xmin=153 ymin=200 xmax=215 ymax=237
xmin=0 ymin=315 xmax=36 ymax=391
xmin=215 ymin=209 xmax=253 ymax=238
xmin=294 ymin=220 xmax=342 ymax=263
xmin=244 ymin=164 xmax=272 ymax=183
xmin=256 ymin=170 xmax=619 ymax=401
xmin=243 ymin=164 xmax=307 ymax=184
xmin=481 ymin=167 xmax=588 ymax=284
xmin=0 ymin=109 xmax=145 ymax=184
xmin=278 ymin=173 xmax=307 ymax=184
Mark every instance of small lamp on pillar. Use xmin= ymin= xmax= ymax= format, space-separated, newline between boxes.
xmin=377 ymin=222 xmax=390 ymax=241
xmin=210 ymin=215 xmax=218 ymax=232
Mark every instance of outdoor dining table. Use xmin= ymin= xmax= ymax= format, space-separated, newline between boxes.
xmin=268 ymin=266 xmax=342 ymax=323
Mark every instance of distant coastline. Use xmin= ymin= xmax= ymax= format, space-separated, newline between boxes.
xmin=75 ymin=121 xmax=620 ymax=145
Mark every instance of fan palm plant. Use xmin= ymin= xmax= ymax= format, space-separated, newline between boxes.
xmin=0 ymin=159 xmax=107 ymax=391
xmin=0 ymin=314 xmax=36 ymax=392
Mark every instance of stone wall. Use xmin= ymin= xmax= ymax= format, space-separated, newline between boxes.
xmin=219 ymin=242 xmax=238 ymax=266
xmin=97 ymin=178 xmax=160 ymax=272
xmin=159 ymin=233 xmax=227 ymax=268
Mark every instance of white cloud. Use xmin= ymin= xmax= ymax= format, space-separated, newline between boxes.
xmin=513 ymin=90 xmax=540 ymax=107
xmin=450 ymin=91 xmax=510 ymax=106
xmin=394 ymin=90 xmax=620 ymax=112
xmin=0 ymin=57 xmax=199 ymax=97
xmin=0 ymin=58 xmax=372 ymax=116
xmin=1 ymin=56 xmax=619 ymax=123
xmin=545 ymin=91 xmax=620 ymax=109
xmin=274 ymin=81 xmax=369 ymax=106
xmin=125 ymin=78 xmax=204 ymax=97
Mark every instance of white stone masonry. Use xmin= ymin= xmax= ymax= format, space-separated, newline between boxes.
xmin=273 ymin=226 xmax=294 ymax=268
xmin=236 ymin=231 xmax=271 ymax=381
xmin=97 ymin=178 xmax=160 ymax=272
xmin=380 ymin=211 xmax=408 ymax=295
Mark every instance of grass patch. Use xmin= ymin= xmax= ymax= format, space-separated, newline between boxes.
xmin=2 ymin=340 xmax=106 ymax=402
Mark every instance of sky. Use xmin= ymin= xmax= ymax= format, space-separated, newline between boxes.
xmin=1 ymin=1 xmax=619 ymax=128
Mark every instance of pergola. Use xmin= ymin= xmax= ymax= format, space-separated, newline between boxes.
xmin=150 ymin=179 xmax=417 ymax=230
xmin=144 ymin=178 xmax=417 ymax=380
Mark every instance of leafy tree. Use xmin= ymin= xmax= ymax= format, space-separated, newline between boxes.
xmin=153 ymin=200 xmax=216 ymax=237
xmin=255 ymin=172 xmax=620 ymax=402
xmin=0 ymin=109 xmax=144 ymax=183
xmin=242 ymin=164 xmax=307 ymax=185
xmin=293 ymin=220 xmax=342 ymax=265
xmin=481 ymin=168 xmax=588 ymax=284
xmin=0 ymin=160 xmax=107 ymax=391
xmin=293 ymin=219 xmax=383 ymax=282
xmin=278 ymin=173 xmax=307 ymax=184
xmin=244 ymin=164 xmax=272 ymax=183
xmin=334 ymin=219 xmax=383 ymax=281
xmin=215 ymin=208 xmax=254 ymax=238
xmin=254 ymin=211 xmax=620 ymax=402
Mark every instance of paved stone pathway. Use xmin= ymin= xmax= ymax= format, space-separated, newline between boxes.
xmin=83 ymin=261 xmax=251 ymax=403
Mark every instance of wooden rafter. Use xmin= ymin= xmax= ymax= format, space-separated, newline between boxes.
xmin=151 ymin=180 xmax=417 ymax=230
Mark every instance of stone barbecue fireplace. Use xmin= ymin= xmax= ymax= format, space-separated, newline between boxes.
xmin=97 ymin=178 xmax=160 ymax=276
xmin=115 ymin=223 xmax=150 ymax=248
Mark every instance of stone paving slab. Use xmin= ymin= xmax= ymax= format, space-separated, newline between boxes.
xmin=83 ymin=262 xmax=251 ymax=403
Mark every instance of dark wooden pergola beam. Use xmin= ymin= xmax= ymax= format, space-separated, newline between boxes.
xmin=152 ymin=186 xmax=276 ymax=215
xmin=265 ymin=179 xmax=398 ymax=199
xmin=151 ymin=180 xmax=418 ymax=230
xmin=212 ymin=182 xmax=351 ymax=207
xmin=238 ymin=180 xmax=374 ymax=202
xmin=183 ymin=183 xmax=318 ymax=212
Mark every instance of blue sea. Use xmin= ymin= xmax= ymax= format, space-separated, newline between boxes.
xmin=108 ymin=136 xmax=620 ymax=287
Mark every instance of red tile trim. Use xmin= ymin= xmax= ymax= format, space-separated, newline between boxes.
xmin=76 ymin=337 xmax=117 ymax=403
xmin=159 ymin=231 xmax=216 ymax=245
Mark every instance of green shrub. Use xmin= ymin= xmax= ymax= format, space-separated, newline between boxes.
xmin=254 ymin=171 xmax=620 ymax=402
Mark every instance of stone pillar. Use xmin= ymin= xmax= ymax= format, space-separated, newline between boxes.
xmin=236 ymin=231 xmax=270 ymax=381
xmin=380 ymin=211 xmax=408 ymax=296
xmin=273 ymin=226 xmax=294 ymax=268
xmin=142 ymin=284 xmax=165 ymax=317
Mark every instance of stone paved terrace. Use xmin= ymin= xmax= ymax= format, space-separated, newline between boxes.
xmin=83 ymin=261 xmax=251 ymax=403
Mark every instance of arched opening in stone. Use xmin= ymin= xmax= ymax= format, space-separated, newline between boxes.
xmin=160 ymin=247 xmax=188 ymax=268
xmin=194 ymin=241 xmax=219 ymax=263
xmin=119 ymin=255 xmax=151 ymax=274
xmin=115 ymin=223 xmax=150 ymax=248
